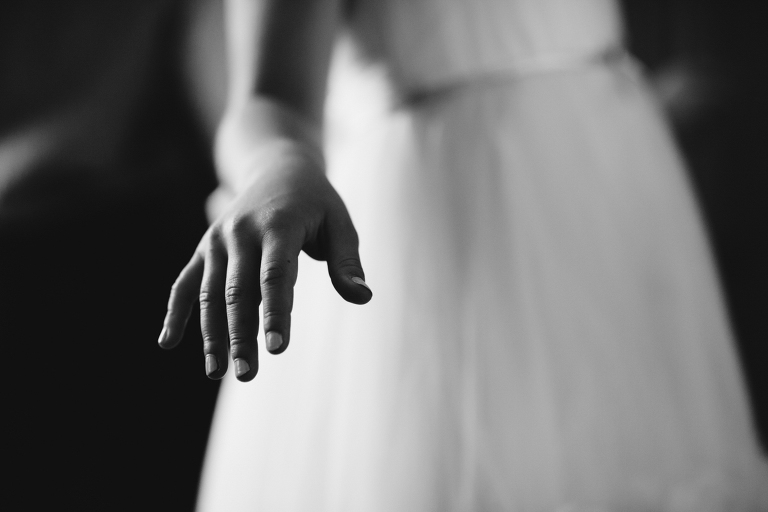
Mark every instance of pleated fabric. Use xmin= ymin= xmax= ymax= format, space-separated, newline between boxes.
xmin=198 ymin=2 xmax=768 ymax=510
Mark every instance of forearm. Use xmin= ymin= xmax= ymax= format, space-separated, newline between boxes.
xmin=225 ymin=0 xmax=340 ymax=121
xmin=215 ymin=0 xmax=340 ymax=191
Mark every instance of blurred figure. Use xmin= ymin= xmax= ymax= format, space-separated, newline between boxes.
xmin=159 ymin=0 xmax=768 ymax=510
xmin=1 ymin=2 xmax=220 ymax=509
xmin=623 ymin=0 xmax=768 ymax=451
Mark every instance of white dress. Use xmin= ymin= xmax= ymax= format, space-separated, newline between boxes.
xmin=198 ymin=1 xmax=768 ymax=510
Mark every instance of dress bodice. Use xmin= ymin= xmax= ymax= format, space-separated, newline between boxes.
xmin=347 ymin=0 xmax=625 ymax=96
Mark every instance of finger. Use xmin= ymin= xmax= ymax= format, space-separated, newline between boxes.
xmin=199 ymin=234 xmax=229 ymax=379
xmin=259 ymin=228 xmax=301 ymax=355
xmin=225 ymin=240 xmax=261 ymax=381
xmin=159 ymin=252 xmax=205 ymax=350
xmin=324 ymin=209 xmax=372 ymax=305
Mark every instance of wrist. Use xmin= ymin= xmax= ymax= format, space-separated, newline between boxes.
xmin=214 ymin=97 xmax=325 ymax=191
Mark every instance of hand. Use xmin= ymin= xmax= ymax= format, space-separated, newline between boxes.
xmin=157 ymin=142 xmax=372 ymax=381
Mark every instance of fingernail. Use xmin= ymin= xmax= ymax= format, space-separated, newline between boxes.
xmin=234 ymin=358 xmax=250 ymax=378
xmin=157 ymin=326 xmax=168 ymax=346
xmin=205 ymin=354 xmax=218 ymax=376
xmin=266 ymin=332 xmax=283 ymax=352
xmin=351 ymin=276 xmax=371 ymax=292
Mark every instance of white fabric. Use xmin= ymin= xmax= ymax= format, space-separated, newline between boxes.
xmin=198 ymin=1 xmax=768 ymax=510
xmin=349 ymin=0 xmax=624 ymax=96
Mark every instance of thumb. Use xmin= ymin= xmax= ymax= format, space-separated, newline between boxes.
xmin=324 ymin=209 xmax=372 ymax=305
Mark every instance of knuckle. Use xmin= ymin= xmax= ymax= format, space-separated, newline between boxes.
xmin=201 ymin=332 xmax=222 ymax=352
xmin=198 ymin=289 xmax=218 ymax=310
xmin=261 ymin=308 xmax=288 ymax=324
xmin=260 ymin=262 xmax=287 ymax=287
xmin=224 ymin=285 xmax=247 ymax=306
xmin=227 ymin=331 xmax=251 ymax=350
xmin=258 ymin=205 xmax=282 ymax=225
xmin=336 ymin=256 xmax=363 ymax=272
xmin=228 ymin=213 xmax=253 ymax=238
xmin=259 ymin=206 xmax=297 ymax=233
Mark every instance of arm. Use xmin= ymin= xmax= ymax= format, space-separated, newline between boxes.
xmin=159 ymin=0 xmax=372 ymax=382
xmin=216 ymin=0 xmax=339 ymax=180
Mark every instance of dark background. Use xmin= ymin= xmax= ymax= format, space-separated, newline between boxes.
xmin=622 ymin=0 xmax=768 ymax=451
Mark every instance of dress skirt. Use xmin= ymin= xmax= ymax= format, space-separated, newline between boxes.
xmin=198 ymin=47 xmax=768 ymax=511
